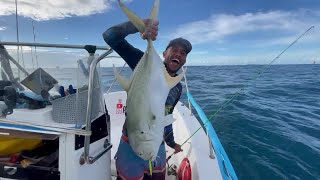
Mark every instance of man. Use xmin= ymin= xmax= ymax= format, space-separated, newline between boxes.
xmin=103 ymin=19 xmax=192 ymax=180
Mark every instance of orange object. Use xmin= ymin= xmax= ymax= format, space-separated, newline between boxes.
xmin=177 ymin=158 xmax=192 ymax=180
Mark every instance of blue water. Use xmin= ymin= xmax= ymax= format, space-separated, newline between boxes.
xmin=178 ymin=65 xmax=320 ymax=180
xmin=52 ymin=64 xmax=320 ymax=180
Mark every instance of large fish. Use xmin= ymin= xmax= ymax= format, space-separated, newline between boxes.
xmin=113 ymin=0 xmax=186 ymax=161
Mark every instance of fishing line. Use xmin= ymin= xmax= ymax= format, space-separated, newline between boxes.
xmin=166 ymin=26 xmax=315 ymax=161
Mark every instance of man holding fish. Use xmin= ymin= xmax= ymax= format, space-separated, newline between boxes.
xmin=103 ymin=0 xmax=192 ymax=179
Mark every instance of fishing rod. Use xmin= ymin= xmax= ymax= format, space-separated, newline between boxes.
xmin=166 ymin=25 xmax=315 ymax=162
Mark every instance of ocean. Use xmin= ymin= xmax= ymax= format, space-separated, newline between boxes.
xmin=99 ymin=64 xmax=319 ymax=180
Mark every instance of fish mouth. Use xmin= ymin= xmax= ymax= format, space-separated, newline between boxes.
xmin=171 ymin=58 xmax=180 ymax=65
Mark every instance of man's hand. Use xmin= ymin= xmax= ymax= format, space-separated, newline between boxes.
xmin=141 ymin=19 xmax=159 ymax=41
xmin=173 ymin=143 xmax=183 ymax=154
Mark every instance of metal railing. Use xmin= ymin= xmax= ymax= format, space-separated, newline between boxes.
xmin=181 ymin=66 xmax=216 ymax=160
xmin=186 ymin=92 xmax=238 ymax=180
xmin=82 ymin=49 xmax=113 ymax=164
xmin=0 ymin=41 xmax=110 ymax=50
xmin=181 ymin=66 xmax=192 ymax=116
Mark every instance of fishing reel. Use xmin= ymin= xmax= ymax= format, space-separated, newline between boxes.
xmin=167 ymin=163 xmax=178 ymax=176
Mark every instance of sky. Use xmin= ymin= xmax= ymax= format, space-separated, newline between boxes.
xmin=0 ymin=0 xmax=320 ymax=67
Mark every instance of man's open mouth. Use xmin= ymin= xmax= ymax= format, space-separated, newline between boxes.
xmin=172 ymin=58 xmax=180 ymax=64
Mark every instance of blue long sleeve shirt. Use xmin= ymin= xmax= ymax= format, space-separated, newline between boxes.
xmin=103 ymin=21 xmax=181 ymax=148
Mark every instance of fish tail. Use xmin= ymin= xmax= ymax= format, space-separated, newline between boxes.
xmin=118 ymin=0 xmax=159 ymax=34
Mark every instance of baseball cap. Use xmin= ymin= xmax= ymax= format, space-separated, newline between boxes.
xmin=166 ymin=37 xmax=192 ymax=54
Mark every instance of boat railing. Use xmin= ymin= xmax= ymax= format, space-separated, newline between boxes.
xmin=0 ymin=41 xmax=110 ymax=50
xmin=186 ymin=92 xmax=238 ymax=180
xmin=82 ymin=48 xmax=113 ymax=164
xmin=0 ymin=41 xmax=114 ymax=165
xmin=181 ymin=67 xmax=216 ymax=158
xmin=181 ymin=67 xmax=193 ymax=116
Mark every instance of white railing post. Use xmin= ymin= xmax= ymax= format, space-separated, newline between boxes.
xmin=182 ymin=66 xmax=192 ymax=115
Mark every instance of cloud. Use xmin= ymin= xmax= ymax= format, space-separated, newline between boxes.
xmin=0 ymin=26 xmax=6 ymax=31
xmin=216 ymin=47 xmax=227 ymax=51
xmin=186 ymin=48 xmax=319 ymax=66
xmin=190 ymin=50 xmax=209 ymax=55
xmin=254 ymin=27 xmax=319 ymax=48
xmin=170 ymin=9 xmax=319 ymax=46
xmin=110 ymin=0 xmax=133 ymax=3
xmin=0 ymin=0 xmax=119 ymax=21
xmin=168 ymin=9 xmax=319 ymax=65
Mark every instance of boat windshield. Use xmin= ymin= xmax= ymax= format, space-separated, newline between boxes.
xmin=0 ymin=44 xmax=102 ymax=98
xmin=0 ymin=44 xmax=109 ymax=126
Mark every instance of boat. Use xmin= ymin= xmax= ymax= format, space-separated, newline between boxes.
xmin=0 ymin=41 xmax=238 ymax=180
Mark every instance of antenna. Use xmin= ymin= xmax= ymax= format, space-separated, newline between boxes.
xmin=15 ymin=0 xmax=21 ymax=79
xmin=32 ymin=20 xmax=39 ymax=68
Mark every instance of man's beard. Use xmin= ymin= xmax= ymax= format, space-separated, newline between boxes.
xmin=164 ymin=61 xmax=177 ymax=75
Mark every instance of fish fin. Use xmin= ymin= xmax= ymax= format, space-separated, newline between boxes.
xmin=118 ymin=0 xmax=146 ymax=34
xmin=148 ymin=0 xmax=159 ymax=22
xmin=162 ymin=114 xmax=176 ymax=127
xmin=113 ymin=64 xmax=130 ymax=92
xmin=164 ymin=67 xmax=187 ymax=89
